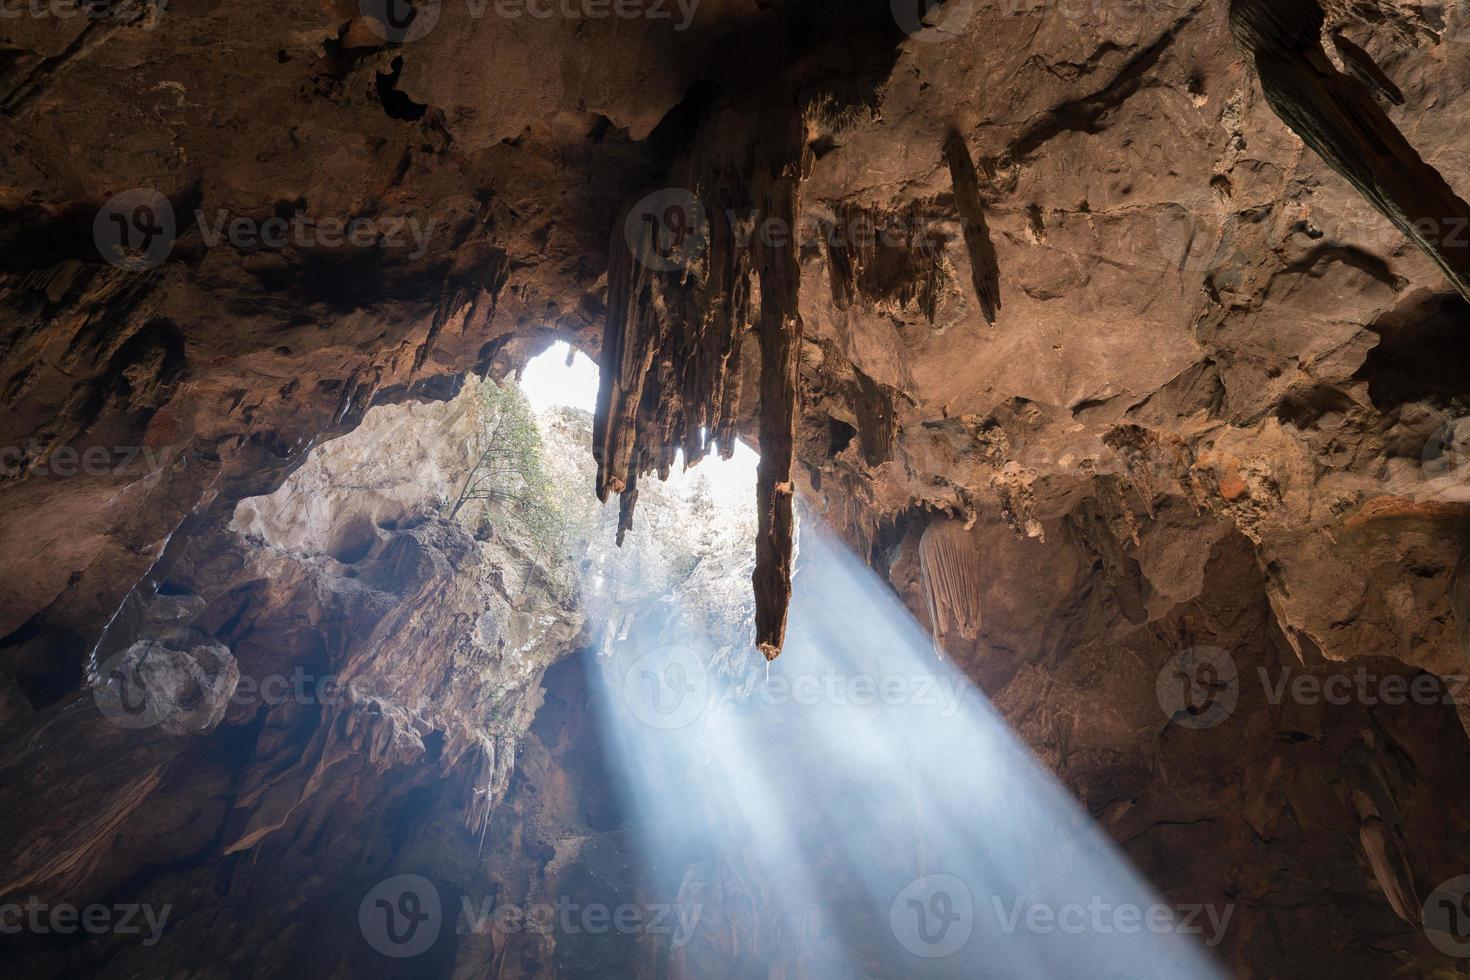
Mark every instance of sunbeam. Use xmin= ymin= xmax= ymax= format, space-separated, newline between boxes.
xmin=589 ymin=517 xmax=1232 ymax=978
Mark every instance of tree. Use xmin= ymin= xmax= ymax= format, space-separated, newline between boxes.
xmin=448 ymin=379 xmax=563 ymax=553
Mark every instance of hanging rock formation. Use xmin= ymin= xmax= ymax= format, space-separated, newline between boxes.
xmin=1329 ymin=30 xmax=1406 ymax=107
xmin=7 ymin=0 xmax=1470 ymax=975
xmin=942 ymin=129 xmax=1002 ymax=325
xmin=1229 ymin=0 xmax=1470 ymax=300
xmin=918 ymin=517 xmax=986 ymax=648
xmin=595 ymin=85 xmax=816 ymax=659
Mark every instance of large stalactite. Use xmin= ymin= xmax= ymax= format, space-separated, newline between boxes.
xmin=942 ymin=129 xmax=1002 ymax=325
xmin=918 ymin=518 xmax=986 ymax=651
xmin=751 ymin=114 xmax=807 ymax=661
xmin=594 ymin=100 xmax=808 ymax=659
xmin=1229 ymin=0 xmax=1470 ymax=302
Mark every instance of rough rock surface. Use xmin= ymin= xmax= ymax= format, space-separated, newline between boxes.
xmin=0 ymin=389 xmax=585 ymax=975
xmin=4 ymin=0 xmax=1470 ymax=976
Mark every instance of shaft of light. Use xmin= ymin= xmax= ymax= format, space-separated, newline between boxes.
xmin=589 ymin=517 xmax=1229 ymax=979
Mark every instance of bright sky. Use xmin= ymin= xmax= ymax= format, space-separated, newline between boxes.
xmin=519 ymin=341 xmax=601 ymax=414
xmin=517 ymin=342 xmax=759 ymax=508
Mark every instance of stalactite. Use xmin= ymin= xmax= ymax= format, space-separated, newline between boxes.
xmin=821 ymin=201 xmax=947 ymax=322
xmin=1352 ymin=790 xmax=1420 ymax=924
xmin=1453 ymin=549 xmax=1469 ymax=652
xmin=1229 ymin=0 xmax=1470 ymax=301
xmin=1328 ymin=30 xmax=1404 ymax=107
xmin=918 ymin=518 xmax=985 ymax=650
xmin=593 ymin=133 xmax=753 ymax=542
xmin=942 ymin=130 xmax=1002 ymax=325
xmin=752 ymin=119 xmax=806 ymax=660
xmin=593 ymin=99 xmax=805 ymax=659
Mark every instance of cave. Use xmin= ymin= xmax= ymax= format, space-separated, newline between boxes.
xmin=4 ymin=1 xmax=1470 ymax=977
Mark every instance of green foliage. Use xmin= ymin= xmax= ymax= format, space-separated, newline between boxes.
xmin=450 ymin=378 xmax=566 ymax=560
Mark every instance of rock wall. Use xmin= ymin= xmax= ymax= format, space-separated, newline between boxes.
xmin=0 ymin=388 xmax=588 ymax=976
xmin=4 ymin=0 xmax=1470 ymax=975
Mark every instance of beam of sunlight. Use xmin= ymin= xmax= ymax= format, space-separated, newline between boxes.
xmin=588 ymin=516 xmax=1231 ymax=978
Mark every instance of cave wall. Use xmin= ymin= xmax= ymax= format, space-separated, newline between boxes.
xmin=4 ymin=0 xmax=1470 ymax=976
xmin=0 ymin=389 xmax=589 ymax=977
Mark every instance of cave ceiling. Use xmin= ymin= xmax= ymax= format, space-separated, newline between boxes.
xmin=4 ymin=0 xmax=1470 ymax=975
xmin=5 ymin=0 xmax=1468 ymax=664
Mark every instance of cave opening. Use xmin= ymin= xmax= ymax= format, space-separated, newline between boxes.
xmin=500 ymin=344 xmax=1227 ymax=977
xmin=11 ymin=0 xmax=1470 ymax=975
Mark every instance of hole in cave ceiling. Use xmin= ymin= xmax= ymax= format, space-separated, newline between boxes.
xmin=520 ymin=341 xmax=760 ymax=511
